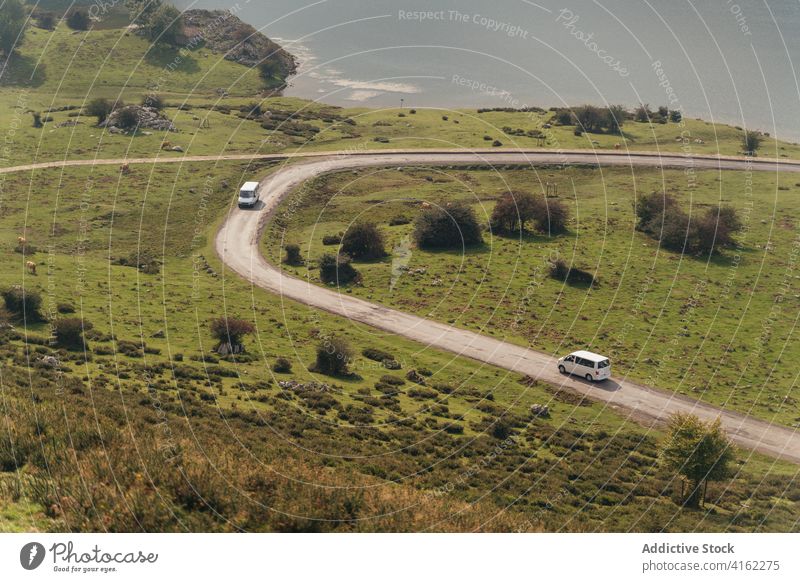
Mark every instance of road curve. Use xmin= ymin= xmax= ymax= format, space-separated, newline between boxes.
xmin=214 ymin=149 xmax=800 ymax=463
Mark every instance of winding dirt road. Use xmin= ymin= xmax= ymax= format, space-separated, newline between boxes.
xmin=4 ymin=147 xmax=799 ymax=461
xmin=213 ymin=149 xmax=800 ymax=463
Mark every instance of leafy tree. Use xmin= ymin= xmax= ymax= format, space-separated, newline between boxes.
xmin=532 ymin=197 xmax=569 ymax=235
xmin=259 ymin=61 xmax=278 ymax=82
xmin=313 ymin=336 xmax=353 ymax=376
xmin=209 ymin=317 xmax=255 ymax=354
xmin=86 ymin=98 xmax=114 ymax=124
xmin=656 ymin=206 xmax=694 ymax=252
xmin=573 ymin=105 xmax=605 ymax=133
xmin=694 ymin=205 xmax=742 ymax=254
xmin=146 ymin=3 xmax=182 ymax=46
xmin=319 ymin=253 xmax=360 ymax=285
xmin=125 ymin=0 xmax=161 ymax=27
xmin=490 ymin=191 xmax=537 ymax=234
xmin=66 ymin=10 xmax=90 ymax=31
xmin=54 ymin=317 xmax=93 ymax=349
xmin=413 ymin=204 xmax=483 ymax=249
xmin=635 ymin=191 xmax=678 ymax=233
xmin=743 ymin=130 xmax=761 ymax=155
xmin=340 ymin=222 xmax=387 ymax=260
xmin=0 ymin=0 xmax=27 ymax=56
xmin=634 ymin=103 xmax=652 ymax=123
xmin=661 ymin=413 xmax=734 ymax=508
xmin=669 ymin=109 xmax=682 ymax=123
xmin=605 ymin=105 xmax=626 ymax=134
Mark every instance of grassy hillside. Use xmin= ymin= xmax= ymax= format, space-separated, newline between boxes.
xmin=2 ymin=22 xmax=800 ymax=169
xmin=0 ymin=18 xmax=797 ymax=533
xmin=0 ymin=160 xmax=797 ymax=532
xmin=264 ymin=166 xmax=800 ymax=427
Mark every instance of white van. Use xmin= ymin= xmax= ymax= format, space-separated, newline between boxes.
xmin=557 ymin=350 xmax=611 ymax=382
xmin=238 ymin=181 xmax=260 ymax=208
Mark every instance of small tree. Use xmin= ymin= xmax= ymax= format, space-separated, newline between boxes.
xmin=661 ymin=413 xmax=734 ymax=509
xmin=532 ymin=197 xmax=569 ymax=235
xmin=743 ymin=131 xmax=761 ymax=155
xmin=146 ymin=4 xmax=183 ymax=46
xmin=259 ymin=61 xmax=277 ymax=82
xmin=66 ymin=10 xmax=90 ymax=31
xmin=54 ymin=318 xmax=93 ymax=349
xmin=657 ymin=206 xmax=694 ymax=252
xmin=490 ymin=191 xmax=537 ymax=234
xmin=284 ymin=244 xmax=303 ymax=266
xmin=605 ymin=105 xmax=626 ymax=134
xmin=670 ymin=109 xmax=682 ymax=123
xmin=319 ymin=253 xmax=360 ymax=285
xmin=0 ymin=0 xmax=28 ymax=55
xmin=209 ymin=317 xmax=255 ymax=354
xmin=340 ymin=222 xmax=387 ymax=260
xmin=2 ymin=286 xmax=42 ymax=320
xmin=634 ymin=103 xmax=652 ymax=123
xmin=635 ymin=191 xmax=678 ymax=233
xmin=694 ymin=205 xmax=742 ymax=254
xmin=413 ymin=204 xmax=483 ymax=249
xmin=573 ymin=105 xmax=605 ymax=133
xmin=313 ymin=336 xmax=353 ymax=376
xmin=87 ymin=98 xmax=113 ymax=124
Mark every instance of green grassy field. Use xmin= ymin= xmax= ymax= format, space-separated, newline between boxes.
xmin=1 ymin=160 xmax=797 ymax=532
xmin=2 ymin=22 xmax=800 ymax=169
xmin=1 ymin=20 xmax=798 ymax=533
xmin=264 ymin=165 xmax=800 ymax=427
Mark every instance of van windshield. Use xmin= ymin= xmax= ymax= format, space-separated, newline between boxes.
xmin=597 ymin=359 xmax=610 ymax=369
xmin=240 ymin=191 xmax=254 ymax=198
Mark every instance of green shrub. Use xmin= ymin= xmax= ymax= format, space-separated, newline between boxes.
xmin=313 ymin=336 xmax=353 ymax=377
xmin=2 ymin=286 xmax=42 ymax=319
xmin=362 ymin=347 xmax=394 ymax=362
xmin=272 ymin=357 xmax=292 ymax=373
xmin=322 ymin=234 xmax=342 ymax=245
xmin=413 ymin=204 xmax=483 ymax=249
xmin=54 ymin=318 xmax=93 ymax=349
xmin=319 ymin=253 xmax=360 ymax=285
xmin=341 ymin=222 xmax=387 ymax=260
xmin=284 ymin=244 xmax=303 ymax=266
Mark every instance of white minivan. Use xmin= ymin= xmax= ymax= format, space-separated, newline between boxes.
xmin=238 ymin=181 xmax=260 ymax=208
xmin=557 ymin=350 xmax=611 ymax=382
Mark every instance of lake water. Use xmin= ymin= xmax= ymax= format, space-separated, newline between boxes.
xmin=177 ymin=0 xmax=800 ymax=141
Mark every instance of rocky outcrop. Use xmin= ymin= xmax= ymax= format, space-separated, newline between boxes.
xmin=101 ymin=106 xmax=177 ymax=133
xmin=181 ymin=9 xmax=296 ymax=79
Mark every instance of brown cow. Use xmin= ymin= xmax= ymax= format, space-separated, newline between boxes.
xmin=26 ymin=261 xmax=36 ymax=275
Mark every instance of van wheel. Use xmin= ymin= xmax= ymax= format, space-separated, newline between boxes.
xmin=585 ymin=374 xmax=594 ymax=382
xmin=558 ymin=365 xmax=566 ymax=374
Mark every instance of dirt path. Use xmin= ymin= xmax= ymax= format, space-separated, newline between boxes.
xmin=3 ymin=147 xmax=798 ymax=461
xmin=214 ymin=150 xmax=800 ymax=463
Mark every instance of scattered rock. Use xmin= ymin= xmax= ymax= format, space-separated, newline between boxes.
xmin=182 ymin=10 xmax=296 ymax=74
xmin=39 ymin=355 xmax=60 ymax=368
xmin=101 ymin=105 xmax=177 ymax=133
xmin=151 ymin=329 xmax=165 ymax=338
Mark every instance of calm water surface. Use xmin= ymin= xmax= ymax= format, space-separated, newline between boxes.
xmin=177 ymin=0 xmax=800 ymax=140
